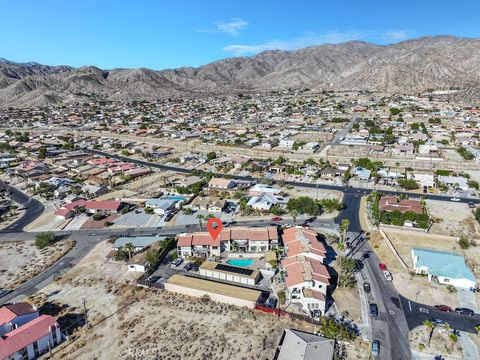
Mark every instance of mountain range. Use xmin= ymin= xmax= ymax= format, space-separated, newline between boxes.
xmin=1 ymin=35 xmax=480 ymax=108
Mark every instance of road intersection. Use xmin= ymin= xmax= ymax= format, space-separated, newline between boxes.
xmin=2 ymin=155 xmax=480 ymax=359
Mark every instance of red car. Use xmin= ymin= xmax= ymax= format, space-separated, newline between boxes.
xmin=434 ymin=305 xmax=453 ymax=312
xmin=271 ymin=216 xmax=283 ymax=221
xmin=378 ymin=263 xmax=387 ymax=271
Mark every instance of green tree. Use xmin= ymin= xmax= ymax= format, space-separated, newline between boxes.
xmin=35 ymin=232 xmax=56 ymax=249
xmin=448 ymin=333 xmax=458 ymax=351
xmin=423 ymin=320 xmax=435 ymax=347
xmin=196 ymin=214 xmax=205 ymax=231
xmin=145 ymin=250 xmax=159 ymax=264
xmin=92 ymin=213 xmax=104 ymax=221
xmin=389 ymin=108 xmax=401 ymax=116
xmin=38 ymin=147 xmax=47 ymax=159
xmin=289 ymin=209 xmax=299 ymax=224
xmin=339 ymin=219 xmax=350 ymax=244
xmin=207 ymin=151 xmax=217 ymax=161
xmin=398 ymin=179 xmax=419 ymax=190
xmin=123 ymin=242 xmax=135 ymax=261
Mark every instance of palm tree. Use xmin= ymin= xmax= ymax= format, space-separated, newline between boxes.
xmin=475 ymin=324 xmax=480 ymax=337
xmin=448 ymin=332 xmax=458 ymax=351
xmin=289 ymin=209 xmax=298 ymax=225
xmin=423 ymin=320 xmax=435 ymax=347
xmin=339 ymin=219 xmax=350 ymax=244
xmin=196 ymin=214 xmax=205 ymax=231
xmin=123 ymin=242 xmax=135 ymax=261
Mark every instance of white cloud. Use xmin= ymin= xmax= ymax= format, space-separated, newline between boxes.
xmin=382 ymin=30 xmax=409 ymax=42
xmin=197 ymin=18 xmax=248 ymax=36
xmin=223 ymin=30 xmax=411 ymax=55
xmin=223 ymin=31 xmax=362 ymax=55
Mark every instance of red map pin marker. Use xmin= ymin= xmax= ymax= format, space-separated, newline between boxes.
xmin=206 ymin=217 xmax=223 ymax=240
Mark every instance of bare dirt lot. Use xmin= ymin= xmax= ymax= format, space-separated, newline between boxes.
xmin=427 ymin=200 xmax=480 ymax=239
xmin=0 ymin=240 xmax=75 ymax=290
xmin=26 ymin=240 xmax=369 ymax=360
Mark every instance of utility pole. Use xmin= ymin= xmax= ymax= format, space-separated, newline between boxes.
xmin=83 ymin=298 xmax=89 ymax=328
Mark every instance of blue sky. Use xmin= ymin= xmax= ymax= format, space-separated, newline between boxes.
xmin=1 ymin=0 xmax=479 ymax=69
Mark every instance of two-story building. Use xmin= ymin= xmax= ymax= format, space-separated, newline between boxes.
xmin=281 ymin=228 xmax=331 ymax=317
xmin=177 ymin=226 xmax=279 ymax=258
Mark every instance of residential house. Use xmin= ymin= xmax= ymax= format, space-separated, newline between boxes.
xmin=0 ymin=303 xmax=39 ymax=336
xmin=249 ymin=183 xmax=282 ymax=196
xmin=393 ymin=144 xmax=415 ymax=156
xmin=0 ymin=302 xmax=62 ymax=360
xmin=190 ymin=197 xmax=225 ymax=213
xmin=437 ymin=175 xmax=469 ymax=191
xmin=281 ymin=228 xmax=331 ymax=316
xmin=246 ymin=193 xmax=287 ymax=211
xmin=208 ymin=177 xmax=236 ymax=190
xmin=351 ymin=166 xmax=371 ymax=180
xmin=145 ymin=198 xmax=178 ymax=215
xmin=279 ymin=139 xmax=295 ymax=149
xmin=412 ymin=247 xmax=476 ymax=289
xmin=379 ymin=195 xmax=423 ymax=214
xmin=273 ymin=329 xmax=335 ymax=360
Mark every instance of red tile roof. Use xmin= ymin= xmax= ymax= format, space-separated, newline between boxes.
xmin=281 ymin=255 xmax=330 ymax=287
xmin=379 ymin=195 xmax=423 ymax=214
xmin=177 ymin=227 xmax=278 ymax=248
xmin=0 ymin=303 xmax=37 ymax=326
xmin=0 ymin=315 xmax=58 ymax=359
xmin=0 ymin=307 xmax=16 ymax=326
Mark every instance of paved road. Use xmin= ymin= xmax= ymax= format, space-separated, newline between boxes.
xmin=89 ymin=148 xmax=480 ymax=208
xmin=3 ymin=152 xmax=479 ymax=358
xmin=347 ymin=232 xmax=411 ymax=360
xmin=0 ymin=179 xmax=45 ymax=232
xmin=400 ymin=296 xmax=480 ymax=333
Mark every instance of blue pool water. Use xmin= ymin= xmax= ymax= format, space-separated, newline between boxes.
xmin=165 ymin=196 xmax=186 ymax=201
xmin=227 ymin=259 xmax=254 ymax=267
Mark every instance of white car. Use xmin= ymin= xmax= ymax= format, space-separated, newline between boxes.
xmin=450 ymin=197 xmax=461 ymax=202
xmin=383 ymin=270 xmax=393 ymax=281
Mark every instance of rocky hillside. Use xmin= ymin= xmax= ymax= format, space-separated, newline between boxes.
xmin=1 ymin=36 xmax=480 ymax=107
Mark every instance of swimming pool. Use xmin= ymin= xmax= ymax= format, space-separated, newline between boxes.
xmin=227 ymin=259 xmax=254 ymax=267
xmin=164 ymin=196 xmax=186 ymax=201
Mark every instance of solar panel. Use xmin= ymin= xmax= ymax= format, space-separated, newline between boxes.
xmin=215 ymin=263 xmax=254 ymax=276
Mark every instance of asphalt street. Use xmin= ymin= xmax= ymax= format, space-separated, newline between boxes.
xmin=0 ymin=179 xmax=45 ymax=232
xmin=2 ymin=153 xmax=480 ymax=359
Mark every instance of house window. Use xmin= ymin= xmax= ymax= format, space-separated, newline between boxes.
xmin=19 ymin=347 xmax=28 ymax=360
xmin=33 ymin=340 xmax=39 ymax=355
xmin=52 ymin=325 xmax=58 ymax=344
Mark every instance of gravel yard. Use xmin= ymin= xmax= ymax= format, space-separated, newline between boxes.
xmin=24 ymin=240 xmax=369 ymax=360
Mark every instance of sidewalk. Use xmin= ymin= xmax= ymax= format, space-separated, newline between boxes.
xmin=459 ymin=332 xmax=479 ymax=360
xmin=355 ymin=272 xmax=371 ymax=341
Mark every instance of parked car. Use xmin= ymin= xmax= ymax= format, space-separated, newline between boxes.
xmin=371 ymin=340 xmax=380 ymax=357
xmin=378 ymin=263 xmax=387 ymax=271
xmin=383 ymin=270 xmax=393 ymax=281
xmin=171 ymin=258 xmax=183 ymax=267
xmin=430 ymin=317 xmax=449 ymax=327
xmin=469 ymin=201 xmax=476 ymax=209
xmin=149 ymin=275 xmax=161 ymax=283
xmin=271 ymin=216 xmax=282 ymax=221
xmin=363 ymin=282 xmax=371 ymax=293
xmin=434 ymin=304 xmax=453 ymax=312
xmin=184 ymin=262 xmax=196 ymax=271
xmin=450 ymin=197 xmax=461 ymax=202
xmin=369 ymin=303 xmax=378 ymax=318
xmin=455 ymin=307 xmax=474 ymax=316
xmin=266 ymin=298 xmax=277 ymax=308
